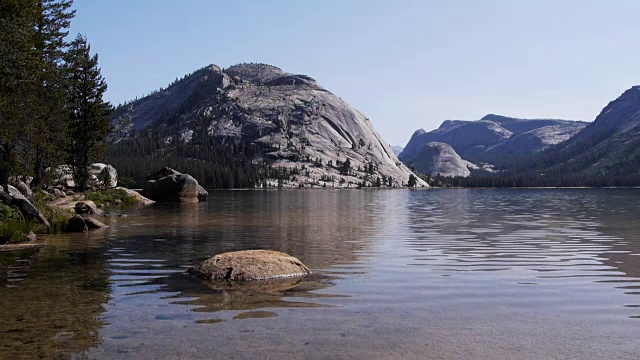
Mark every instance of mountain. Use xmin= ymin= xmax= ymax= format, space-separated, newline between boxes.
xmin=108 ymin=63 xmax=425 ymax=188
xmin=527 ymin=85 xmax=640 ymax=177
xmin=391 ymin=146 xmax=404 ymax=156
xmin=407 ymin=142 xmax=477 ymax=177
xmin=399 ymin=115 xmax=587 ymax=164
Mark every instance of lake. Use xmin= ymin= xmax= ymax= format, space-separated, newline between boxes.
xmin=1 ymin=189 xmax=639 ymax=359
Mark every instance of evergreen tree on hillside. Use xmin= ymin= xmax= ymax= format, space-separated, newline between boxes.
xmin=30 ymin=0 xmax=75 ymax=186
xmin=408 ymin=174 xmax=417 ymax=187
xmin=64 ymin=34 xmax=112 ymax=190
xmin=0 ymin=0 xmax=39 ymax=188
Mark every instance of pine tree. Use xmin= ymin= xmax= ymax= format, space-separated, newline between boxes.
xmin=64 ymin=34 xmax=112 ymax=190
xmin=0 ymin=0 xmax=39 ymax=188
xmin=30 ymin=0 xmax=75 ymax=186
xmin=408 ymin=174 xmax=417 ymax=187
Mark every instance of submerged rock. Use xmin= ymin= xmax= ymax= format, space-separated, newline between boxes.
xmin=188 ymin=250 xmax=311 ymax=281
xmin=65 ymin=215 xmax=108 ymax=232
xmin=82 ymin=216 xmax=108 ymax=230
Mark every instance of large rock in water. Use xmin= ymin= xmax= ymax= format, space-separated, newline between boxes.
xmin=188 ymin=250 xmax=311 ymax=281
xmin=143 ymin=168 xmax=207 ymax=202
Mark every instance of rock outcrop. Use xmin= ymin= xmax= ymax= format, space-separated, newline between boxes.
xmin=143 ymin=168 xmax=207 ymax=202
xmin=114 ymin=187 xmax=155 ymax=205
xmin=188 ymin=250 xmax=311 ymax=281
xmin=74 ymin=200 xmax=102 ymax=215
xmin=408 ymin=142 xmax=476 ymax=177
xmin=109 ymin=63 xmax=425 ymax=188
xmin=4 ymin=186 xmax=50 ymax=228
xmin=14 ymin=181 xmax=33 ymax=200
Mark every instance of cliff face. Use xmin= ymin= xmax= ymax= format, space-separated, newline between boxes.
xmin=110 ymin=63 xmax=425 ymax=187
xmin=539 ymin=86 xmax=640 ymax=176
xmin=399 ymin=115 xmax=587 ymax=163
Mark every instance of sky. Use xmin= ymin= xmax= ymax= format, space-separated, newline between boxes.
xmin=70 ymin=0 xmax=640 ymax=146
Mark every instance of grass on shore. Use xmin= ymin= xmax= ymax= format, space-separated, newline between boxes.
xmin=86 ymin=188 xmax=137 ymax=206
xmin=1 ymin=196 xmax=72 ymax=244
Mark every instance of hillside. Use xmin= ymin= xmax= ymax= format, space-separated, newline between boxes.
xmin=407 ymin=142 xmax=477 ymax=177
xmin=400 ymin=115 xmax=586 ymax=164
xmin=108 ymin=63 xmax=425 ymax=188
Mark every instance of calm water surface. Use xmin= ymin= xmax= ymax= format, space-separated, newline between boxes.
xmin=1 ymin=189 xmax=640 ymax=359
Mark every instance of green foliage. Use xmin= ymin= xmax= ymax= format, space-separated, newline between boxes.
xmin=33 ymin=195 xmax=70 ymax=234
xmin=86 ymin=189 xmax=136 ymax=207
xmin=107 ymin=137 xmax=288 ymax=189
xmin=408 ymin=174 xmax=417 ymax=187
xmin=0 ymin=203 xmax=21 ymax=222
xmin=64 ymin=34 xmax=112 ymax=190
xmin=0 ymin=219 xmax=38 ymax=244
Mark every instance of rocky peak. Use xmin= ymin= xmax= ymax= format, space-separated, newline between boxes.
xmin=225 ymin=63 xmax=287 ymax=83
xmin=408 ymin=142 xmax=476 ymax=178
xmin=109 ymin=62 xmax=425 ymax=188
xmin=590 ymin=85 xmax=640 ymax=131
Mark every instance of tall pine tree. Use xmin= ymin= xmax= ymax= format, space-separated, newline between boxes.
xmin=64 ymin=34 xmax=112 ymax=190
xmin=30 ymin=0 xmax=75 ymax=186
xmin=0 ymin=0 xmax=39 ymax=188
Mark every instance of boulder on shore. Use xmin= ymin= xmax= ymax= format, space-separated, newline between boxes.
xmin=65 ymin=216 xmax=88 ymax=232
xmin=188 ymin=250 xmax=311 ymax=281
xmin=14 ymin=181 xmax=33 ymax=200
xmin=115 ymin=187 xmax=155 ymax=205
xmin=143 ymin=167 xmax=207 ymax=203
xmin=74 ymin=200 xmax=103 ymax=215
xmin=5 ymin=185 xmax=50 ymax=228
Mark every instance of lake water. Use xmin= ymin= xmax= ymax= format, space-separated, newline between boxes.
xmin=1 ymin=189 xmax=640 ymax=359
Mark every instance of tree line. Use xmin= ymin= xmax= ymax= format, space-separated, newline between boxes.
xmin=0 ymin=0 xmax=111 ymax=190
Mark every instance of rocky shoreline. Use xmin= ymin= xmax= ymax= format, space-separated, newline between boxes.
xmin=0 ymin=165 xmax=208 ymax=248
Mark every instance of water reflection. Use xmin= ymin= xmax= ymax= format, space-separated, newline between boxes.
xmin=403 ymin=189 xmax=640 ymax=318
xmin=1 ymin=189 xmax=640 ymax=359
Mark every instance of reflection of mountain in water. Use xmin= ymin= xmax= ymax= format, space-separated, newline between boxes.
xmin=403 ymin=189 xmax=640 ymax=312
xmin=88 ymin=190 xmax=382 ymax=324
xmin=105 ymin=190 xmax=380 ymax=270
xmin=0 ymin=235 xmax=110 ymax=358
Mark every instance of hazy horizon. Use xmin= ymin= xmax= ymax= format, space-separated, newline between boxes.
xmin=71 ymin=0 xmax=640 ymax=145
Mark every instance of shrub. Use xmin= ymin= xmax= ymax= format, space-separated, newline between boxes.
xmin=0 ymin=219 xmax=38 ymax=244
xmin=32 ymin=195 xmax=72 ymax=234
xmin=0 ymin=203 xmax=21 ymax=222
xmin=86 ymin=188 xmax=137 ymax=206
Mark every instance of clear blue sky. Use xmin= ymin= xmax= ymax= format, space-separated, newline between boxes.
xmin=70 ymin=0 xmax=640 ymax=146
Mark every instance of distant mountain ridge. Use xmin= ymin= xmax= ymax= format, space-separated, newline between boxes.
xmin=399 ymin=114 xmax=587 ymax=163
xmin=527 ymin=85 xmax=640 ymax=177
xmin=108 ymin=63 xmax=425 ymax=188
